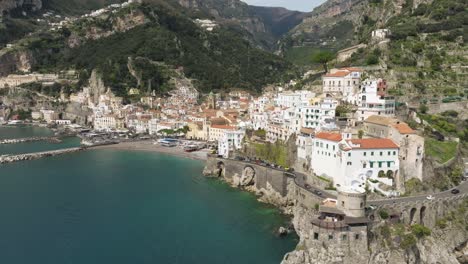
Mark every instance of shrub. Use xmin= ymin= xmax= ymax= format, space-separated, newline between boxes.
xmin=379 ymin=210 xmax=389 ymax=220
xmin=400 ymin=234 xmax=417 ymax=249
xmin=411 ymin=224 xmax=431 ymax=238
xmin=436 ymin=219 xmax=447 ymax=229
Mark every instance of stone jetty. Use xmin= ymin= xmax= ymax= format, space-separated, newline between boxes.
xmin=0 ymin=147 xmax=83 ymax=164
xmin=0 ymin=137 xmax=61 ymax=145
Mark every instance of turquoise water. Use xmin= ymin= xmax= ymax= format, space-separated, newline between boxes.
xmin=0 ymin=125 xmax=81 ymax=155
xmin=0 ymin=128 xmax=297 ymax=264
xmin=0 ymin=125 xmax=53 ymax=139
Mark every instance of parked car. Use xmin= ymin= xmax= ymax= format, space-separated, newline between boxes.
xmin=451 ymin=188 xmax=460 ymax=194
xmin=426 ymin=195 xmax=434 ymax=200
xmin=305 ymin=183 xmax=311 ymax=190
xmin=315 ymin=190 xmax=323 ymax=196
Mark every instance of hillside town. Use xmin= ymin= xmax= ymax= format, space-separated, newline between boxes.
xmin=0 ymin=66 xmax=432 ymax=198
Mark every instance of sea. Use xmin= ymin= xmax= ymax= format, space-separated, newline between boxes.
xmin=0 ymin=125 xmax=297 ymax=264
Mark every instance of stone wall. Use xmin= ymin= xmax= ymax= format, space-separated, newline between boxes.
xmin=374 ymin=194 xmax=468 ymax=228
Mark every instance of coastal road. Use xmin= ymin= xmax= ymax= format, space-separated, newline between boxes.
xmin=368 ymin=180 xmax=468 ymax=206
xmin=219 ymin=157 xmax=468 ymax=205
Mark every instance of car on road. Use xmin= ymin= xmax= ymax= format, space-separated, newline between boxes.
xmin=315 ymin=190 xmax=323 ymax=196
xmin=426 ymin=195 xmax=434 ymax=200
xmin=451 ymin=188 xmax=460 ymax=194
xmin=304 ymin=183 xmax=311 ymax=190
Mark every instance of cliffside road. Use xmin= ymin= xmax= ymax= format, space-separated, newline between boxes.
xmin=369 ymin=181 xmax=468 ymax=206
xmin=218 ymin=158 xmax=467 ymax=205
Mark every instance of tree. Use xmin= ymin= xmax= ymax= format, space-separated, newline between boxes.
xmin=419 ymin=104 xmax=428 ymax=114
xmin=311 ymin=51 xmax=335 ymax=73
xmin=358 ymin=130 xmax=364 ymax=139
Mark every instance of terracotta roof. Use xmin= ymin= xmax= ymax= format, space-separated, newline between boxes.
xmin=347 ymin=138 xmax=398 ymax=149
xmin=392 ymin=123 xmax=415 ymax=134
xmin=340 ymin=67 xmax=363 ymax=72
xmin=300 ymin=128 xmax=315 ymax=135
xmin=364 ymin=115 xmax=396 ymax=126
xmin=324 ymin=71 xmax=350 ymax=78
xmin=315 ymin=132 xmax=342 ymax=142
xmin=210 ymin=125 xmax=236 ymax=130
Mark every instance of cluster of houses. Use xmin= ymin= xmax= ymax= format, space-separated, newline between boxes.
xmin=21 ymin=65 xmax=424 ymax=196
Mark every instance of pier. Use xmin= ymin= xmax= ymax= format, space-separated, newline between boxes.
xmin=0 ymin=147 xmax=84 ymax=164
xmin=0 ymin=137 xmax=61 ymax=145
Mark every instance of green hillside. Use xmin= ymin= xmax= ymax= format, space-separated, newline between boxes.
xmin=23 ymin=1 xmax=297 ymax=97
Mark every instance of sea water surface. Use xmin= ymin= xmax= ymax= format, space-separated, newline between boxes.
xmin=0 ymin=126 xmax=297 ymax=264
xmin=0 ymin=125 xmax=81 ymax=155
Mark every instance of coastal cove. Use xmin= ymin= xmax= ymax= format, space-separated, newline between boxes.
xmin=0 ymin=126 xmax=297 ymax=264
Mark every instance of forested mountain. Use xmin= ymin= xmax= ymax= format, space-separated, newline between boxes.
xmin=1 ymin=0 xmax=298 ymax=97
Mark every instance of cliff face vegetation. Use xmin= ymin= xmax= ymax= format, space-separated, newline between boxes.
xmin=6 ymin=1 xmax=297 ymax=97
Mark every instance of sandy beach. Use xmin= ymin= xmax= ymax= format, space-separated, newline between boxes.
xmin=93 ymin=141 xmax=210 ymax=161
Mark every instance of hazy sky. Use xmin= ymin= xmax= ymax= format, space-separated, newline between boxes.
xmin=241 ymin=0 xmax=326 ymax=12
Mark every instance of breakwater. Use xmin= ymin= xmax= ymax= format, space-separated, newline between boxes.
xmin=0 ymin=136 xmax=61 ymax=144
xmin=0 ymin=147 xmax=83 ymax=164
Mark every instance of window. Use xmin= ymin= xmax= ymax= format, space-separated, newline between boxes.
xmin=370 ymin=162 xmax=374 ymax=168
xmin=347 ymin=162 xmax=352 ymax=165
xmin=388 ymin=151 xmax=391 ymax=155
xmin=333 ymin=146 xmax=335 ymax=151
xmin=371 ymin=152 xmax=374 ymax=156
xmin=348 ymin=153 xmax=351 ymax=157
xmin=342 ymin=201 xmax=345 ymax=207
xmin=363 ymin=163 xmax=367 ymax=168
xmin=328 ymin=234 xmax=333 ymax=240
xmin=378 ymin=162 xmax=382 ymax=168
xmin=364 ymin=152 xmax=366 ymax=156
xmin=314 ymin=233 xmax=319 ymax=240
xmin=326 ymin=144 xmax=329 ymax=149
xmin=355 ymin=234 xmax=360 ymax=240
xmin=387 ymin=161 xmax=392 ymax=167
xmin=342 ymin=234 xmax=347 ymax=240
xmin=393 ymin=151 xmax=396 ymax=155
xmin=380 ymin=152 xmax=383 ymax=156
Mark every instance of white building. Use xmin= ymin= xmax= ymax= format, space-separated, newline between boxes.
xmin=298 ymin=97 xmax=338 ymax=130
xmin=311 ymin=132 xmax=399 ymax=190
xmin=218 ymin=129 xmax=246 ymax=158
xmin=296 ymin=128 xmax=315 ymax=169
xmin=40 ymin=110 xmax=59 ymax=123
xmin=275 ymin=91 xmax=314 ymax=108
xmin=356 ymin=79 xmax=395 ymax=121
xmin=371 ymin=29 xmax=391 ymax=40
xmin=208 ymin=125 xmax=236 ymax=142
xmin=322 ymin=68 xmax=361 ymax=102
xmin=94 ymin=115 xmax=123 ymax=131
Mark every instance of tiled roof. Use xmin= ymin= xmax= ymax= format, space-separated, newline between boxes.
xmin=315 ymin=132 xmax=342 ymax=142
xmin=392 ymin=123 xmax=415 ymax=134
xmin=348 ymin=138 xmax=398 ymax=149
xmin=341 ymin=67 xmax=363 ymax=72
xmin=300 ymin=128 xmax=315 ymax=135
xmin=323 ymin=71 xmax=350 ymax=78
xmin=210 ymin=125 xmax=236 ymax=130
xmin=364 ymin=115 xmax=396 ymax=126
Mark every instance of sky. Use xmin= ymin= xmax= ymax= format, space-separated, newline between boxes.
xmin=241 ymin=0 xmax=326 ymax=12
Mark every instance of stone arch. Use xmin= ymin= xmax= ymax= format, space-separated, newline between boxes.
xmin=217 ymin=161 xmax=225 ymax=177
xmin=386 ymin=170 xmax=394 ymax=179
xmin=420 ymin=206 xmax=426 ymax=225
xmin=378 ymin=170 xmax=386 ymax=178
xmin=409 ymin=207 xmax=417 ymax=224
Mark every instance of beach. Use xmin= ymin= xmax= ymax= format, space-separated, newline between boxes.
xmin=94 ymin=140 xmax=210 ymax=161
